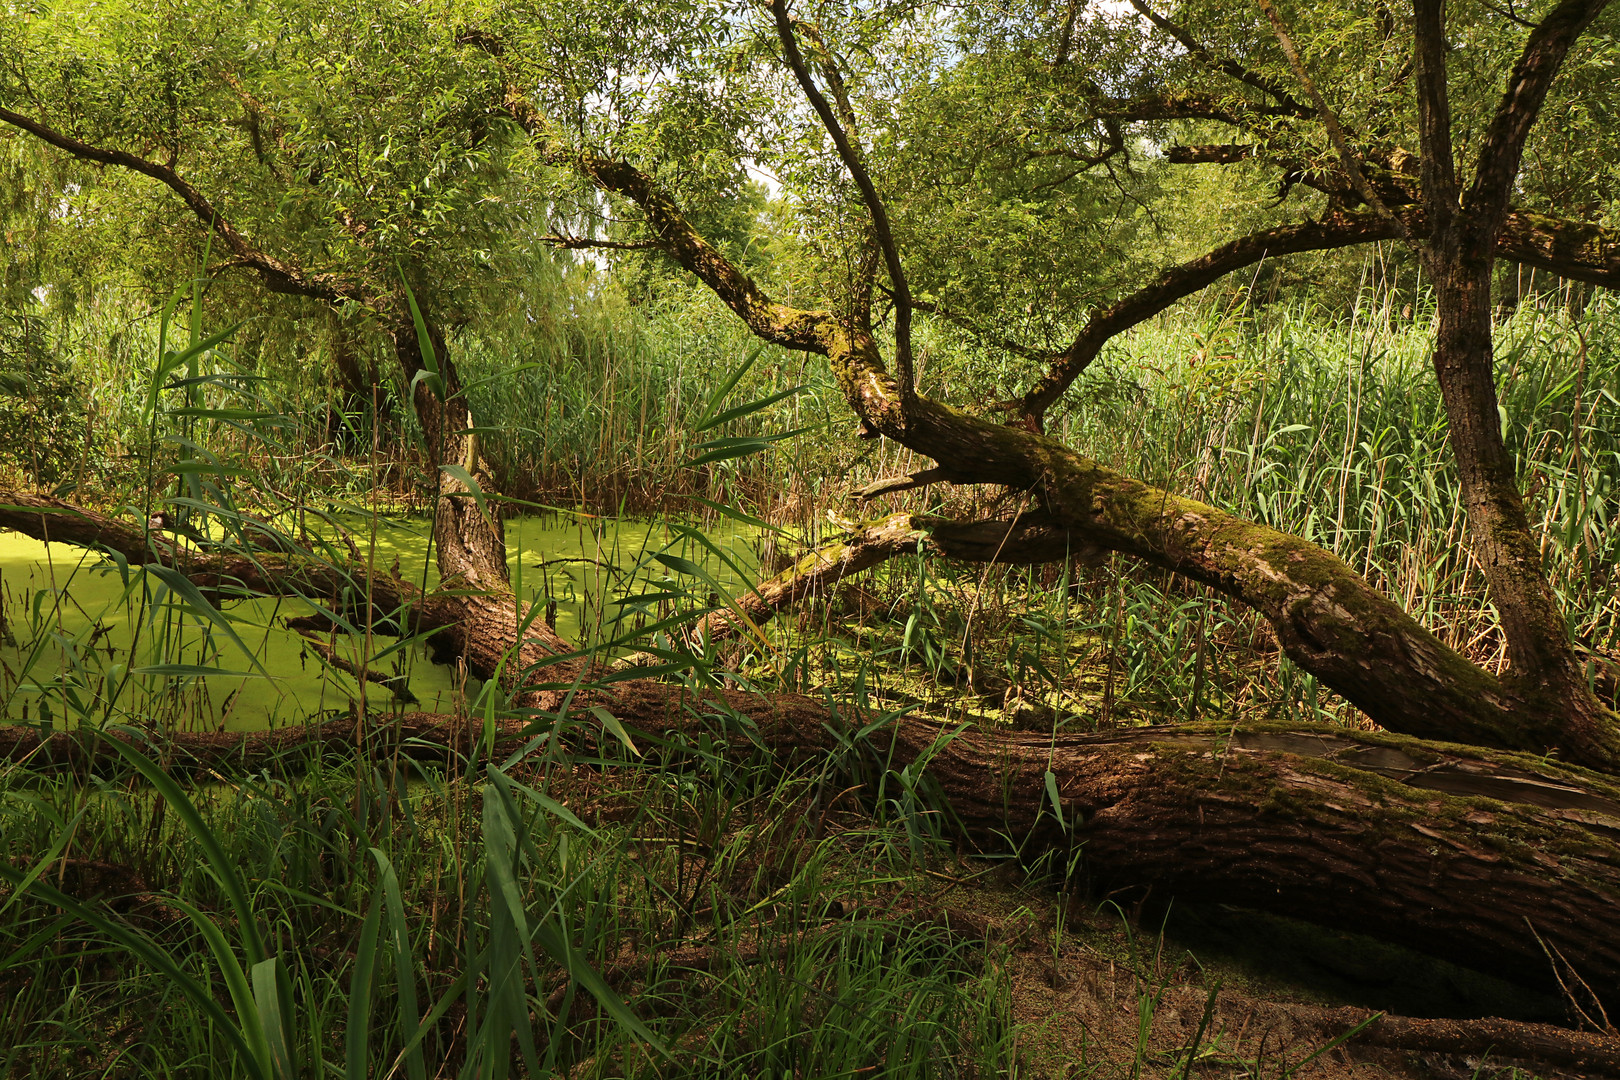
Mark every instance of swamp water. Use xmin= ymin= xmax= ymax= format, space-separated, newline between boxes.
xmin=0 ymin=513 xmax=760 ymax=732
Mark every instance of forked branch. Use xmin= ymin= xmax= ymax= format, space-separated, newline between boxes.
xmin=1255 ymin=0 xmax=1412 ymax=242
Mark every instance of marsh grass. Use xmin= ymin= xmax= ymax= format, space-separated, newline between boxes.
xmin=3 ymin=274 xmax=1619 ymax=1076
xmin=0 ymin=724 xmax=1020 ymax=1078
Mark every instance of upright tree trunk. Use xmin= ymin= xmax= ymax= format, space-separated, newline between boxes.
xmin=1412 ymin=0 xmax=1617 ymax=767
xmin=386 ymin=310 xmax=510 ymax=592
xmin=1428 ymin=260 xmax=1616 ymax=767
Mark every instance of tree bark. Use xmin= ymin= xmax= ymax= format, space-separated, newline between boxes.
xmin=524 ymin=120 xmax=1620 ymax=771
xmin=0 ymin=107 xmax=513 ymax=602
xmin=1414 ymin=0 xmax=1620 ymax=769
xmin=6 ymin=695 xmax=1618 ymax=1009
xmin=384 ymin=311 xmax=510 ymax=593
xmin=8 ymin=493 xmax=1620 ymax=1008
xmin=676 ymin=511 xmax=1089 ymax=648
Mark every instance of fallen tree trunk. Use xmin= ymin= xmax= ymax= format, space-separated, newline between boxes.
xmin=1315 ymin=1007 xmax=1620 ymax=1072
xmin=6 ymin=692 xmax=1618 ymax=1008
xmin=5 ymin=491 xmax=1620 ymax=1009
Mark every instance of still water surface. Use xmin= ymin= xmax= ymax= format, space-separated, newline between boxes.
xmin=0 ymin=513 xmax=759 ymax=732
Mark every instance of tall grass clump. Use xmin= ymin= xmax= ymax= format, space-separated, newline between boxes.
xmin=1051 ymin=290 xmax=1620 ymax=668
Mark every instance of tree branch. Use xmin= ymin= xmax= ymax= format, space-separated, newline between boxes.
xmin=906 ymin=292 xmax=1056 ymax=369
xmin=485 ymin=63 xmax=1620 ymax=769
xmin=487 ymin=76 xmax=920 ymax=442
xmin=297 ymin=633 xmax=418 ymax=703
xmin=1128 ymin=0 xmax=1311 ymax=115
xmin=770 ymin=0 xmax=915 ymax=401
xmin=1018 ymin=206 xmax=1620 ymax=425
xmin=855 ymin=468 xmax=958 ymax=500
xmin=1021 ymin=211 xmax=1402 ymax=424
xmin=482 ymin=72 xmax=831 ymax=354
xmin=1255 ymin=0 xmax=1412 ymax=243
xmin=1499 ymin=209 xmax=1620 ymax=285
xmin=1095 ymin=91 xmax=1303 ymax=123
xmin=541 ymin=233 xmax=661 ymax=251
xmin=1413 ymin=0 xmax=1460 ymax=238
xmin=0 ymin=107 xmax=366 ymax=305
xmin=1462 ymin=0 xmax=1611 ymax=252
xmin=1164 ymin=143 xmax=1255 ymax=165
xmin=674 ymin=511 xmax=1100 ymax=651
xmin=0 ymin=492 xmax=465 ymax=649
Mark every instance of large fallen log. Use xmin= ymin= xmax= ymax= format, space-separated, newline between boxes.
xmin=5 ymin=491 xmax=1619 ymax=1013
xmin=6 ymin=695 xmax=1617 ymax=1009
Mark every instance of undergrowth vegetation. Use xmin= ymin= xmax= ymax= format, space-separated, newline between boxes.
xmin=0 ymin=733 xmax=1018 ymax=1078
xmin=3 ymin=276 xmax=1618 ymax=1076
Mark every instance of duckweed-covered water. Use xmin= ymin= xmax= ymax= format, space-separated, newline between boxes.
xmin=0 ymin=513 xmax=760 ymax=732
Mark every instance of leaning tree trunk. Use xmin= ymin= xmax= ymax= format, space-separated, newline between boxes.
xmin=0 ymin=492 xmax=576 ymax=693
xmin=5 ymin=490 xmax=1620 ymax=1010
xmin=542 ymin=137 xmax=1620 ymax=772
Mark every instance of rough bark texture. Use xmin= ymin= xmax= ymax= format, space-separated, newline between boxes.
xmin=525 ymin=112 xmax=1620 ymax=771
xmin=581 ymin=703 xmax=1620 ymax=1008
xmin=487 ymin=35 xmax=1620 ymax=772
xmin=386 ymin=312 xmax=511 ymax=593
xmin=9 ymin=40 xmax=1620 ymax=1042
xmin=1312 ymin=1007 xmax=1620 ymax=1072
xmin=7 ymin=492 xmax=1620 ymax=1011
xmin=1414 ymin=0 xmax=1620 ymax=768
xmin=516 ymin=0 xmax=1620 ymax=780
xmin=6 ymin=701 xmax=1618 ymax=1008
xmin=11 ymin=24 xmax=1620 ymax=775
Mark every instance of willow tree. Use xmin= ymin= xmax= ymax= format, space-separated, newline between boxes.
xmin=0 ymin=0 xmax=557 ymax=594
xmin=5 ymin=0 xmax=1620 ymax=1013
xmin=466 ymin=0 xmax=1620 ymax=766
xmin=445 ymin=0 xmax=1620 ymax=1003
